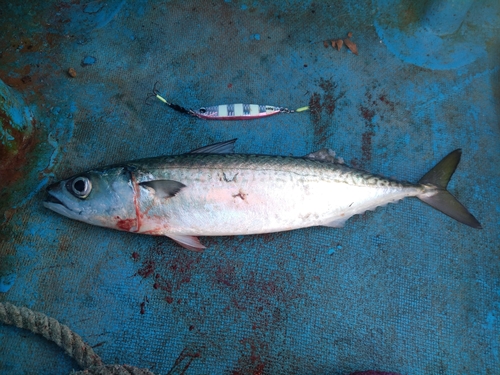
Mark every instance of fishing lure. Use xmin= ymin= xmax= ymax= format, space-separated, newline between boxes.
xmin=146 ymin=83 xmax=309 ymax=120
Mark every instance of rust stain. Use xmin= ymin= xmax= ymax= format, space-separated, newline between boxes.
xmin=0 ymin=109 xmax=40 ymax=208
xmin=0 ymin=65 xmax=33 ymax=89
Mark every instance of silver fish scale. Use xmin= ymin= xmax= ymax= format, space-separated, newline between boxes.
xmin=130 ymin=153 xmax=412 ymax=189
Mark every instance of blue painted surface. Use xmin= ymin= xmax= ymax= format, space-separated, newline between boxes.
xmin=0 ymin=1 xmax=499 ymax=374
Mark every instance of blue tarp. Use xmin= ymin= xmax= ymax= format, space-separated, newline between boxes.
xmin=1 ymin=1 xmax=499 ymax=374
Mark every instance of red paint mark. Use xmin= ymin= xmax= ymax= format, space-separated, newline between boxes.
xmin=137 ymin=260 xmax=155 ymax=278
xmin=131 ymin=252 xmax=139 ymax=261
xmin=227 ymin=83 xmax=233 ymax=88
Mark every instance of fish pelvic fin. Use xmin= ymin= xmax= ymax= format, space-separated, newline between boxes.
xmin=167 ymin=234 xmax=206 ymax=252
xmin=417 ymin=149 xmax=482 ymax=229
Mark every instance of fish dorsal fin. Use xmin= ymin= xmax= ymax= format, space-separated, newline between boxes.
xmin=140 ymin=180 xmax=186 ymax=199
xmin=167 ymin=234 xmax=206 ymax=252
xmin=189 ymin=139 xmax=237 ymax=154
xmin=305 ymin=148 xmax=344 ymax=164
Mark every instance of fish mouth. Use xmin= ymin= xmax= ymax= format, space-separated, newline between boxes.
xmin=43 ymin=191 xmax=82 ymax=218
xmin=45 ymin=194 xmax=65 ymax=206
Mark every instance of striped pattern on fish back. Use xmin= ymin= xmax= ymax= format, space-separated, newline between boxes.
xmin=129 ymin=153 xmax=413 ymax=189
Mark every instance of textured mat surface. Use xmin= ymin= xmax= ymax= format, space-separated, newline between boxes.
xmin=1 ymin=1 xmax=499 ymax=374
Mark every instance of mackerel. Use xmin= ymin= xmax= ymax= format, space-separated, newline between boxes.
xmin=44 ymin=140 xmax=481 ymax=251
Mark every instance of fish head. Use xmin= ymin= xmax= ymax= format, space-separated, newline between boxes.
xmin=44 ymin=166 xmax=138 ymax=230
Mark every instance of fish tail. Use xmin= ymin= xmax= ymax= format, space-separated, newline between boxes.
xmin=417 ymin=149 xmax=482 ymax=229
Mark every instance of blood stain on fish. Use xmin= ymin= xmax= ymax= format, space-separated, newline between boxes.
xmin=116 ymin=218 xmax=136 ymax=231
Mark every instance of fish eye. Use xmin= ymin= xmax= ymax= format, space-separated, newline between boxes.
xmin=67 ymin=176 xmax=92 ymax=199
xmin=199 ymin=107 xmax=206 ymax=113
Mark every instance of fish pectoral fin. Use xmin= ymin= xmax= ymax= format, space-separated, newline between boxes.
xmin=189 ymin=139 xmax=237 ymax=154
xmin=322 ymin=217 xmax=349 ymax=228
xmin=140 ymin=180 xmax=186 ymax=199
xmin=167 ymin=234 xmax=206 ymax=252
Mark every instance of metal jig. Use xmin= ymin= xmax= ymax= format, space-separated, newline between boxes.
xmin=148 ymin=83 xmax=309 ymax=120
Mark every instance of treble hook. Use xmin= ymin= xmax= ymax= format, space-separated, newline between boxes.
xmin=144 ymin=81 xmax=162 ymax=106
xmin=144 ymin=82 xmax=194 ymax=116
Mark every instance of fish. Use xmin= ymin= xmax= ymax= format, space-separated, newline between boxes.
xmin=44 ymin=139 xmax=481 ymax=251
